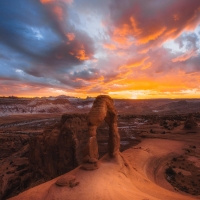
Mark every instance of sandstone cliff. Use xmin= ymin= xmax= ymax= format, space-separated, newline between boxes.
xmin=29 ymin=114 xmax=88 ymax=180
xmin=0 ymin=114 xmax=89 ymax=199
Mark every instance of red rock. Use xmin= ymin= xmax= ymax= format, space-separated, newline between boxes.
xmin=82 ymin=95 xmax=120 ymax=170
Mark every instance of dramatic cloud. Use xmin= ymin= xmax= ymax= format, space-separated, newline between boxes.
xmin=0 ymin=1 xmax=94 ymax=72
xmin=1 ymin=0 xmax=200 ymax=98
xmin=109 ymin=0 xmax=200 ymax=47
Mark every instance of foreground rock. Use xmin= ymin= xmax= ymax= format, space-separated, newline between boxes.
xmin=10 ymin=139 xmax=197 ymax=200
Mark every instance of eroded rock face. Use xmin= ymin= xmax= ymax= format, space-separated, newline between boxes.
xmin=29 ymin=114 xmax=88 ymax=180
xmin=0 ymin=134 xmax=30 ymax=200
xmin=0 ymin=114 xmax=89 ymax=199
xmin=82 ymin=95 xmax=120 ymax=170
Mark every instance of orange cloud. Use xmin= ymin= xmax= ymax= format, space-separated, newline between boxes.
xmin=71 ymin=69 xmax=200 ymax=99
xmin=3 ymin=67 xmax=200 ymax=99
xmin=164 ymin=28 xmax=177 ymax=38
xmin=40 ymin=0 xmax=73 ymax=4
xmin=75 ymin=49 xmax=89 ymax=61
xmin=130 ymin=16 xmax=142 ymax=35
xmin=113 ymin=17 xmax=141 ymax=39
xmin=53 ymin=6 xmax=63 ymax=21
xmin=70 ymin=45 xmax=90 ymax=61
xmin=138 ymin=26 xmax=167 ymax=44
xmin=141 ymin=62 xmax=152 ymax=70
xmin=112 ymin=19 xmax=168 ymax=46
xmin=112 ymin=37 xmax=129 ymax=46
xmin=123 ymin=56 xmax=149 ymax=69
xmin=109 ymin=1 xmax=200 ymax=51
xmin=114 ymin=24 xmax=131 ymax=37
xmin=98 ymin=65 xmax=200 ymax=98
xmin=40 ymin=0 xmax=54 ymax=4
xmin=172 ymin=49 xmax=197 ymax=62
xmin=103 ymin=43 xmax=117 ymax=50
xmin=66 ymin=33 xmax=75 ymax=41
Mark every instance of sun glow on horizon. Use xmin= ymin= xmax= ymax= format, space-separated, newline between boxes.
xmin=2 ymin=89 xmax=200 ymax=100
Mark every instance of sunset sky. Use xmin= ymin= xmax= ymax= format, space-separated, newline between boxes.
xmin=1 ymin=0 xmax=200 ymax=99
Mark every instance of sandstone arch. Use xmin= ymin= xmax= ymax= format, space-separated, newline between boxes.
xmin=82 ymin=95 xmax=120 ymax=170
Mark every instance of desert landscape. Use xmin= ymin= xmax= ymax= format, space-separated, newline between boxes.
xmin=0 ymin=96 xmax=200 ymax=199
xmin=1 ymin=0 xmax=200 ymax=199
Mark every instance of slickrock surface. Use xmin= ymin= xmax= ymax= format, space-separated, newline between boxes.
xmin=10 ymin=139 xmax=198 ymax=200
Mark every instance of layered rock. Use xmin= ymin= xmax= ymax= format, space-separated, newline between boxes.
xmin=0 ymin=134 xmax=30 ymax=200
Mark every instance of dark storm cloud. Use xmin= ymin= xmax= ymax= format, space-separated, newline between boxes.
xmin=0 ymin=0 xmax=95 ymax=77
xmin=0 ymin=1 xmax=50 ymax=58
xmin=71 ymin=68 xmax=100 ymax=81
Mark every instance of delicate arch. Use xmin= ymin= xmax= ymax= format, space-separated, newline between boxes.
xmin=82 ymin=95 xmax=120 ymax=170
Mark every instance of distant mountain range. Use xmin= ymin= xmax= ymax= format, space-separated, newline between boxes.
xmin=0 ymin=96 xmax=93 ymax=116
xmin=1 ymin=96 xmax=200 ymax=116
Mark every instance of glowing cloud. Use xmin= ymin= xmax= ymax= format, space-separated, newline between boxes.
xmin=172 ymin=49 xmax=198 ymax=62
xmin=66 ymin=33 xmax=75 ymax=41
xmin=1 ymin=0 xmax=200 ymax=98
xmin=124 ymin=57 xmax=149 ymax=68
xmin=103 ymin=43 xmax=117 ymax=50
xmin=40 ymin=0 xmax=54 ymax=4
xmin=40 ymin=0 xmax=73 ymax=4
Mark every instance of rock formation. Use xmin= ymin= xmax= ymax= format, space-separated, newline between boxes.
xmin=0 ymin=114 xmax=89 ymax=199
xmin=0 ymin=108 xmax=122 ymax=198
xmin=0 ymin=133 xmax=30 ymax=200
xmin=1 ymin=96 xmax=122 ymax=198
xmin=29 ymin=114 xmax=88 ymax=180
xmin=82 ymin=95 xmax=120 ymax=170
